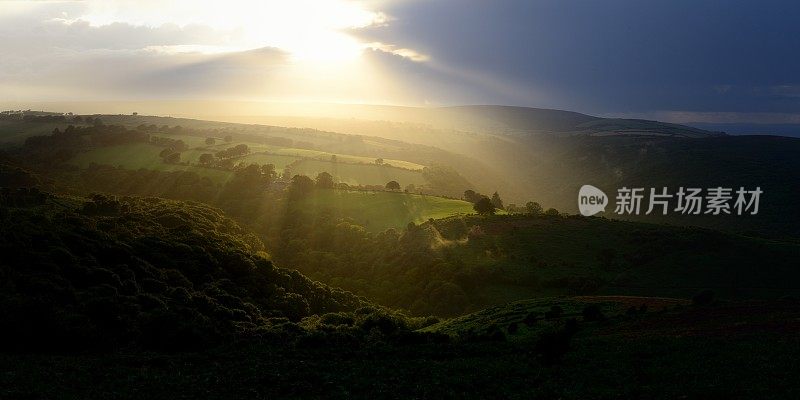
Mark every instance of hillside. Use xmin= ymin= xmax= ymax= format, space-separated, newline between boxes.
xmin=0 ymin=192 xmax=375 ymax=351
xmin=202 ymin=108 xmax=800 ymax=239
xmin=200 ymin=103 xmax=721 ymax=138
xmin=11 ymin=111 xmax=792 ymax=241
xmin=429 ymin=214 xmax=800 ymax=304
xmin=5 ymin=294 xmax=799 ymax=398
xmin=1 ymin=113 xmax=487 ymax=198
xmin=432 ymin=106 xmax=722 ymax=137
xmin=264 ymin=211 xmax=800 ymax=317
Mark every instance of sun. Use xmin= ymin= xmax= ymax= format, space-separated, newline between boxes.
xmin=79 ymin=0 xmax=387 ymax=63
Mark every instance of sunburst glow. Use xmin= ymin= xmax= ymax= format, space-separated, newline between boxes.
xmin=78 ymin=0 xmax=388 ymax=62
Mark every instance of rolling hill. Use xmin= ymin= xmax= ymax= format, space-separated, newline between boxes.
xmin=0 ymin=192 xmax=374 ymax=351
xmin=429 ymin=214 xmax=800 ymax=304
xmin=4 ymin=109 xmax=800 ymax=239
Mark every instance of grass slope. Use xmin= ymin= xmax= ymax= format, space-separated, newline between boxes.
xmin=300 ymin=190 xmax=474 ymax=232
xmin=68 ymin=143 xmax=233 ymax=183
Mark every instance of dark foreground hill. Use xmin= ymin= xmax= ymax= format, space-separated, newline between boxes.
xmin=2 ymin=295 xmax=799 ymax=399
xmin=0 ymin=192 xmax=380 ymax=351
xmin=2 ymin=192 xmax=800 ymax=398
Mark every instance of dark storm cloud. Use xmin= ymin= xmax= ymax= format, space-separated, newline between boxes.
xmin=357 ymin=0 xmax=800 ymax=115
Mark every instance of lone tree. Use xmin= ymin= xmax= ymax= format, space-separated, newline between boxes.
xmin=205 ymin=137 xmax=216 ymax=145
xmin=315 ymin=172 xmax=335 ymax=189
xmin=198 ymin=153 xmax=214 ymax=165
xmin=375 ymin=158 xmax=384 ymax=165
xmin=464 ymin=189 xmax=481 ymax=203
xmin=473 ymin=197 xmax=495 ymax=215
xmin=526 ymin=201 xmax=543 ymax=215
xmin=491 ymin=192 xmax=504 ymax=210
xmin=385 ymin=180 xmax=401 ymax=191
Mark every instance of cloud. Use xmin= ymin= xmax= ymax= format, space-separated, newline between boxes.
xmin=0 ymin=0 xmax=433 ymax=102
xmin=2 ymin=0 xmax=798 ymax=119
xmin=366 ymin=42 xmax=429 ymax=62
xmin=353 ymin=0 xmax=800 ymax=114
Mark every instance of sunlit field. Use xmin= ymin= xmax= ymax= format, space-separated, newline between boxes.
xmin=68 ymin=143 xmax=234 ymax=182
xmin=299 ymin=189 xmax=474 ymax=231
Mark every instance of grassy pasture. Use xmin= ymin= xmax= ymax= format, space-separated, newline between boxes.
xmin=234 ymin=153 xmax=301 ymax=169
xmin=290 ymin=160 xmax=427 ymax=187
xmin=68 ymin=143 xmax=233 ymax=183
xmin=299 ymin=190 xmax=474 ymax=232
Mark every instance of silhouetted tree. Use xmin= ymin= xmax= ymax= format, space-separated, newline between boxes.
xmin=491 ymin=192 xmax=504 ymax=210
xmin=544 ymin=208 xmax=560 ymax=216
xmin=199 ymin=153 xmax=214 ymax=165
xmin=316 ymin=172 xmax=335 ymax=189
xmin=261 ymin=164 xmax=276 ymax=180
xmin=526 ymin=201 xmax=543 ymax=215
xmin=386 ymin=181 xmax=401 ymax=191
xmin=464 ymin=190 xmax=481 ymax=203
xmin=473 ymin=197 xmax=495 ymax=215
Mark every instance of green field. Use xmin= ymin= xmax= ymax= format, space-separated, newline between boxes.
xmin=65 ymin=141 xmax=429 ymax=191
xmin=151 ymin=132 xmax=427 ymax=171
xmin=235 ymin=153 xmax=300 ymax=169
xmin=203 ymin=139 xmax=425 ymax=170
xmin=290 ymin=160 xmax=427 ymax=187
xmin=69 ymin=143 xmax=233 ymax=182
xmin=299 ymin=190 xmax=474 ymax=232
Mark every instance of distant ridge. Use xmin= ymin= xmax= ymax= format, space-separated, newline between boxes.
xmin=433 ymin=105 xmax=724 ymax=138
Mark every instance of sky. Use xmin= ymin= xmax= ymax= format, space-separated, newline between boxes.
xmin=1 ymin=0 xmax=799 ymax=124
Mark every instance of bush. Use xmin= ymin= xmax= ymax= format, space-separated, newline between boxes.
xmin=320 ymin=312 xmax=356 ymax=326
xmin=358 ymin=311 xmax=406 ymax=335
